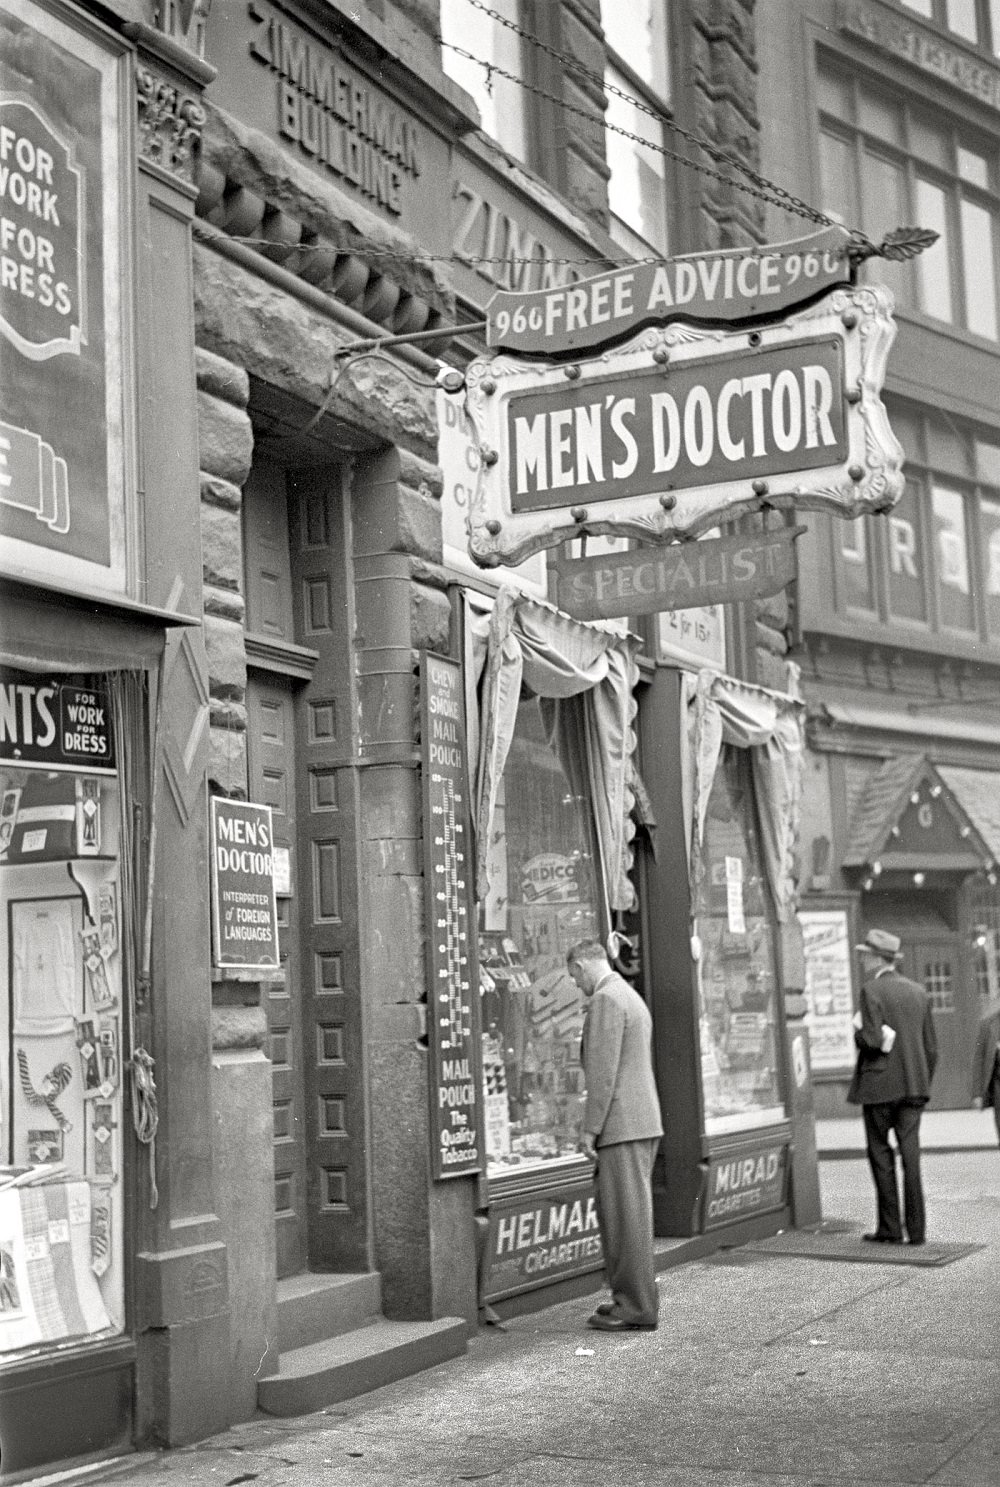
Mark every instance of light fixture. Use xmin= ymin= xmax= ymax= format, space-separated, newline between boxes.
xmin=872 ymin=861 xmax=882 ymax=876
xmin=930 ymin=784 xmax=942 ymax=797
xmin=862 ymin=877 xmax=873 ymax=891
xmin=913 ymin=872 xmax=926 ymax=886
xmin=910 ymin=792 xmax=920 ymax=804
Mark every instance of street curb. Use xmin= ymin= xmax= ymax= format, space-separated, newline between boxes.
xmin=820 ymin=1146 xmax=997 ymax=1160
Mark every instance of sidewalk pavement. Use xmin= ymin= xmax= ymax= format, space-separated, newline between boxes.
xmin=816 ymin=1105 xmax=999 ymax=1157
xmin=19 ymin=1148 xmax=1000 ymax=1487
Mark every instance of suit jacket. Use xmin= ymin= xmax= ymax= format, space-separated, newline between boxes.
xmin=847 ymin=968 xmax=938 ymax=1106
xmin=581 ymin=972 xmax=663 ymax=1147
xmin=971 ymin=1001 xmax=1000 ymax=1105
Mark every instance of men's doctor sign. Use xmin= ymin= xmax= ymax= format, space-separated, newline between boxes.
xmin=461 ymin=238 xmax=904 ymax=569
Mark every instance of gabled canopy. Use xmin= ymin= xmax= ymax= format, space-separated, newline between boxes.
xmin=843 ymin=754 xmax=995 ymax=875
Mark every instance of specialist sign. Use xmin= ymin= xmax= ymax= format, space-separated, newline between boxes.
xmin=420 ymin=654 xmax=483 ymax=1180
xmin=210 ymin=797 xmax=280 ymax=971
xmin=0 ymin=666 xmax=115 ymax=772
xmin=464 ymin=285 xmax=903 ymax=569
xmin=481 ymin=1182 xmax=603 ymax=1302
xmin=554 ymin=526 xmax=805 ymax=622
xmin=799 ymin=908 xmax=856 ymax=1073
xmin=703 ymin=1143 xmax=789 ymax=1230
xmin=0 ymin=0 xmax=130 ymax=594
xmin=487 ymin=225 xmax=853 ymax=355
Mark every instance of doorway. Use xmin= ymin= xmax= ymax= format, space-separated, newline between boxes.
xmin=862 ymin=890 xmax=977 ymax=1109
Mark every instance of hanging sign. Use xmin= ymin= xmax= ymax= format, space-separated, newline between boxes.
xmin=487 ymin=225 xmax=853 ymax=355
xmin=210 ymin=797 xmax=280 ymax=971
xmin=464 ymin=285 xmax=903 ymax=569
xmin=420 ymin=654 xmax=483 ymax=1180
xmin=0 ymin=0 xmax=131 ymax=595
xmin=554 ymin=525 xmax=805 ymax=621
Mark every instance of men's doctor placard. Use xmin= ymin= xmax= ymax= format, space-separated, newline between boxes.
xmin=210 ymin=797 xmax=280 ymax=971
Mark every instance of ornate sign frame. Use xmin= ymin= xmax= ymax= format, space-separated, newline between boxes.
xmin=463 ymin=285 xmax=903 ymax=570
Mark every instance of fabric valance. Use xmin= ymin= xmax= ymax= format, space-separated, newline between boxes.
xmin=466 ymin=587 xmax=640 ymax=915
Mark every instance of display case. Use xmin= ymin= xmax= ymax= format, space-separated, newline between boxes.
xmin=693 ymin=744 xmax=786 ymax=1136
xmin=1 ymin=745 xmax=125 ymax=1357
xmin=479 ymin=697 xmax=599 ymax=1182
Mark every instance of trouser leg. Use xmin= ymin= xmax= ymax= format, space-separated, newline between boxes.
xmin=862 ymin=1103 xmax=902 ymax=1240
xmin=594 ymin=1138 xmax=659 ymax=1324
xmin=892 ymin=1102 xmax=926 ymax=1243
xmin=991 ymin=1070 xmax=1000 ymax=1148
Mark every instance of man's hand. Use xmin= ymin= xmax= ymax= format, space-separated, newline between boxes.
xmin=973 ymin=1097 xmax=985 ymax=1111
xmin=580 ymin=1132 xmax=598 ymax=1161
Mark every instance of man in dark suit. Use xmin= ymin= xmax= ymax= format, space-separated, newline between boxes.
xmin=569 ymin=939 xmax=663 ymax=1332
xmin=971 ymin=996 xmax=1000 ymax=1148
xmin=848 ymin=928 xmax=938 ymax=1245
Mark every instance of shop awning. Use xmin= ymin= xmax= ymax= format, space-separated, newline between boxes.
xmin=843 ymin=754 xmax=995 ymax=874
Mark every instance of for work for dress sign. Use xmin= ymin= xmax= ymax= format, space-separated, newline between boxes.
xmin=210 ymin=797 xmax=280 ymax=970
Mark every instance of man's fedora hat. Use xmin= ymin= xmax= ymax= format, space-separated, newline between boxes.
xmin=855 ymin=927 xmax=901 ymax=959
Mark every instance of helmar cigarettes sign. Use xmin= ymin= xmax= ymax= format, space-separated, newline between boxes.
xmin=210 ymin=797 xmax=280 ymax=970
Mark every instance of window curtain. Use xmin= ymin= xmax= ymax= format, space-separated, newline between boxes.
xmin=465 ymin=587 xmax=640 ymax=916
xmin=685 ymin=666 xmax=804 ymax=922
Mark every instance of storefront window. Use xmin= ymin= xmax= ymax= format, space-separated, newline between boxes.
xmin=694 ymin=746 xmax=786 ymax=1135
xmin=1 ymin=673 xmax=124 ymax=1357
xmin=479 ymin=697 xmax=600 ymax=1178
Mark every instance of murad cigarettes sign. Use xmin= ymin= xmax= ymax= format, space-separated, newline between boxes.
xmin=464 ymin=285 xmax=903 ymax=569
xmin=210 ymin=797 xmax=280 ymax=970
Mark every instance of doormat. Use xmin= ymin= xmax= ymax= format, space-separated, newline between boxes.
xmin=739 ymin=1220 xmax=984 ymax=1268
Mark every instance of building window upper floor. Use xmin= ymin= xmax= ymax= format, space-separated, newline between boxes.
xmin=599 ymin=0 xmax=672 ymax=258
xmin=821 ymin=400 xmax=1000 ymax=653
xmin=817 ymin=54 xmax=1000 ymax=343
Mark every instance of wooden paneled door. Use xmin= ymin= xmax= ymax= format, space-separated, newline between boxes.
xmin=247 ymin=674 xmax=308 ymax=1278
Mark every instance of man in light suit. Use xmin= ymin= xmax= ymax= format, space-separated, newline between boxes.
xmin=848 ymin=928 xmax=938 ymax=1245
xmin=569 ymin=939 xmax=663 ymax=1331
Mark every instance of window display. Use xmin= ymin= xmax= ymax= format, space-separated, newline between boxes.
xmin=0 ymin=679 xmax=124 ymax=1357
xmin=479 ymin=698 xmax=599 ymax=1178
xmin=694 ymin=745 xmax=786 ymax=1135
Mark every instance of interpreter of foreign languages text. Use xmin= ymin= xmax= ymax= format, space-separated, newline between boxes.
xmin=847 ymin=928 xmax=938 ymax=1246
xmin=971 ymin=991 xmax=1000 ymax=1149
xmin=568 ymin=940 xmax=663 ymax=1332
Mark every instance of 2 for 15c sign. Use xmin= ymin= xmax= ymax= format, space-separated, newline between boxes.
xmin=463 ymin=282 xmax=903 ymax=570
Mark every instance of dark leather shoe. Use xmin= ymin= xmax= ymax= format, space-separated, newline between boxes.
xmin=595 ymin=1302 xmax=615 ymax=1316
xmin=862 ymin=1232 xmax=903 ymax=1244
xmin=907 ymin=1237 xmax=926 ymax=1246
xmin=587 ymin=1312 xmax=657 ymax=1331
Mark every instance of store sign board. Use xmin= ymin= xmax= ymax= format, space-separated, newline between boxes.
xmin=487 ymin=226 xmax=852 ymax=355
xmin=481 ymin=1181 xmax=603 ymax=1302
xmin=554 ymin=526 xmax=805 ymax=622
xmin=0 ymin=0 xmax=130 ymax=594
xmin=420 ymin=654 xmax=483 ymax=1180
xmin=210 ymin=798 xmax=280 ymax=971
xmin=799 ymin=908 xmax=857 ymax=1072
xmin=464 ymin=287 xmax=902 ymax=569
xmin=703 ymin=1143 xmax=789 ymax=1230
xmin=0 ymin=666 xmax=115 ymax=772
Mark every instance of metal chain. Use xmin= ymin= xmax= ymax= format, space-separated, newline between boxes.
xmin=451 ymin=2 xmax=835 ymax=229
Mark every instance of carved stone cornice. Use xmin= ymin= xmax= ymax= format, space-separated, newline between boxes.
xmin=135 ymin=62 xmax=206 ymax=184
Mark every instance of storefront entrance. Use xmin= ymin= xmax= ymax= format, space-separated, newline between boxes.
xmin=243 ymin=449 xmax=369 ymax=1276
xmin=862 ymin=895 xmax=978 ymax=1109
